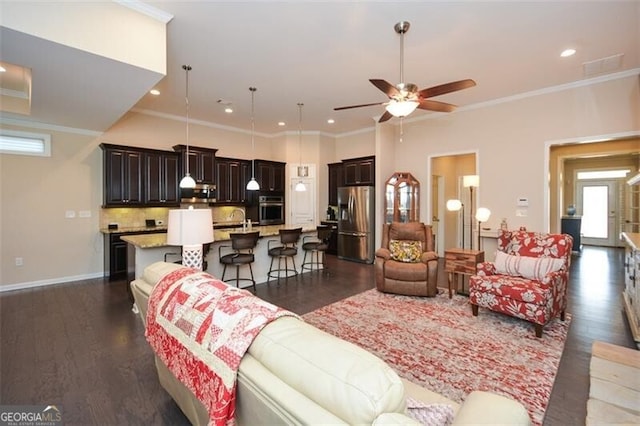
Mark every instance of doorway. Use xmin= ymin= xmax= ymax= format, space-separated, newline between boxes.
xmin=576 ymin=179 xmax=618 ymax=247
xmin=429 ymin=152 xmax=477 ymax=256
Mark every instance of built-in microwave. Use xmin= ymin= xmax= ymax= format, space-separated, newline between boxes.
xmin=258 ymin=195 xmax=284 ymax=225
xmin=181 ymin=183 xmax=216 ymax=204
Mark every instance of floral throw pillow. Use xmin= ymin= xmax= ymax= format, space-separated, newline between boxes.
xmin=389 ymin=239 xmax=422 ymax=263
xmin=494 ymin=250 xmax=565 ymax=280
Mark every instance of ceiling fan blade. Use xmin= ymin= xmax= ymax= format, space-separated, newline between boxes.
xmin=417 ymin=99 xmax=457 ymax=113
xmin=370 ymin=79 xmax=400 ymax=98
xmin=378 ymin=110 xmax=393 ymax=123
xmin=418 ymin=79 xmax=476 ymax=99
xmin=334 ymin=101 xmax=385 ymax=111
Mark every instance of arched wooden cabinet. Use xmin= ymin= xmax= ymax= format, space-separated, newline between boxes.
xmin=384 ymin=172 xmax=420 ymax=223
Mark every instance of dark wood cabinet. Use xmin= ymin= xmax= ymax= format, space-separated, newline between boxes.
xmin=328 ymin=162 xmax=344 ymax=206
xmin=144 ymin=151 xmax=180 ymax=205
xmin=216 ymin=157 xmax=252 ymax=203
xmin=343 ymin=156 xmax=375 ymax=186
xmin=320 ymin=221 xmax=338 ymax=255
xmin=104 ymin=233 xmax=130 ymax=279
xmin=101 ymin=144 xmax=144 ymax=206
xmin=561 ymin=216 xmax=582 ymax=252
xmin=255 ymin=160 xmax=286 ymax=192
xmin=173 ymin=145 xmax=217 ymax=184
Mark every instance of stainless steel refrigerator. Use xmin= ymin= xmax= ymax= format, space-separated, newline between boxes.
xmin=337 ymin=186 xmax=375 ymax=263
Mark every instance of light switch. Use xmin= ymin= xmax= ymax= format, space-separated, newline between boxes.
xmin=65 ymin=210 xmax=76 ymax=218
xmin=79 ymin=210 xmax=91 ymax=218
xmin=516 ymin=209 xmax=528 ymax=217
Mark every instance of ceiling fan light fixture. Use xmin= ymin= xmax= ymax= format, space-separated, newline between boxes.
xmin=385 ymin=99 xmax=419 ymax=117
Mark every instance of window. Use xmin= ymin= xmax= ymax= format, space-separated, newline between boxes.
xmin=577 ymin=169 xmax=630 ymax=180
xmin=0 ymin=129 xmax=51 ymax=157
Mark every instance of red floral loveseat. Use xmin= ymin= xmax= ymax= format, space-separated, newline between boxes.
xmin=469 ymin=230 xmax=573 ymax=337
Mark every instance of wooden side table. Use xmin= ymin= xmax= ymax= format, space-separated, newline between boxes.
xmin=444 ymin=248 xmax=484 ymax=298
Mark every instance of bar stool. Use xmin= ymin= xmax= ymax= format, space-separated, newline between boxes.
xmin=302 ymin=225 xmax=332 ymax=272
xmin=219 ymin=232 xmax=260 ymax=291
xmin=267 ymin=228 xmax=302 ymax=281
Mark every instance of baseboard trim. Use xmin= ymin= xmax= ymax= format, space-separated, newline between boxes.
xmin=0 ymin=272 xmax=106 ymax=293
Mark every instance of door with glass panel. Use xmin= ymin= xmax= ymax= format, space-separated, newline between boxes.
xmin=576 ymin=179 xmax=618 ymax=247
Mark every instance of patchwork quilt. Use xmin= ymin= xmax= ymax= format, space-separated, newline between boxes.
xmin=145 ymin=267 xmax=297 ymax=426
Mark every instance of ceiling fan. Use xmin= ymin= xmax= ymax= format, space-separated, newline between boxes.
xmin=334 ymin=21 xmax=476 ymax=123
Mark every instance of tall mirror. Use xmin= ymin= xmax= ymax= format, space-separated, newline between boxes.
xmin=385 ymin=172 xmax=420 ymax=223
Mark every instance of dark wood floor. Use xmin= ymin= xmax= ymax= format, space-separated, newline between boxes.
xmin=0 ymin=246 xmax=634 ymax=425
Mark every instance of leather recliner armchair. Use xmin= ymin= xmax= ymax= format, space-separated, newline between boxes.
xmin=375 ymin=222 xmax=439 ymax=297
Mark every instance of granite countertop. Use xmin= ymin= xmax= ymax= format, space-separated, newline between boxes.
xmin=100 ymin=225 xmax=168 ymax=234
xmin=621 ymin=232 xmax=640 ymax=251
xmin=121 ymin=224 xmax=317 ymax=249
xmin=101 ymin=221 xmax=259 ymax=234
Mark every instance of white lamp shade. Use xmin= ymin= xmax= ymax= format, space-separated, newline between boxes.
xmin=385 ymin=100 xmax=419 ymax=117
xmin=295 ymin=181 xmax=306 ymax=192
xmin=179 ymin=173 xmax=197 ymax=189
xmin=475 ymin=207 xmax=491 ymax=222
xmin=167 ymin=209 xmax=214 ymax=246
xmin=463 ymin=175 xmax=479 ymax=188
xmin=446 ymin=199 xmax=462 ymax=211
xmin=246 ymin=177 xmax=260 ymax=191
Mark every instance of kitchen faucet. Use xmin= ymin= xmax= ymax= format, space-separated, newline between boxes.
xmin=230 ymin=208 xmax=247 ymax=231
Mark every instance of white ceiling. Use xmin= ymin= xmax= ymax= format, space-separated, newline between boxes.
xmin=1 ymin=1 xmax=639 ymax=135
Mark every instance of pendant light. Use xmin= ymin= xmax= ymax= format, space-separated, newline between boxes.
xmin=294 ymin=102 xmax=306 ymax=192
xmin=179 ymin=64 xmax=196 ymax=189
xmin=246 ymin=87 xmax=260 ymax=191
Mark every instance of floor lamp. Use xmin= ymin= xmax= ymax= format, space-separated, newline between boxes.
xmin=463 ymin=175 xmax=479 ymax=249
xmin=446 ymin=199 xmax=465 ymax=249
xmin=167 ymin=207 xmax=214 ymax=270
xmin=475 ymin=207 xmax=491 ymax=250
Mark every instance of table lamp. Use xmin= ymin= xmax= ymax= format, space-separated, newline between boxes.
xmin=167 ymin=207 xmax=214 ymax=270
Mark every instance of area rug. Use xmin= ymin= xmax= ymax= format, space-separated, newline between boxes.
xmin=302 ymin=289 xmax=571 ymax=426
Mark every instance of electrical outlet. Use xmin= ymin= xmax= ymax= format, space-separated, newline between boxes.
xmin=15 ymin=257 xmax=23 ymax=266
xmin=79 ymin=210 xmax=91 ymax=218
xmin=65 ymin=210 xmax=76 ymax=218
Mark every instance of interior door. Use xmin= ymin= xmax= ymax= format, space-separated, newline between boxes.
xmin=290 ymin=177 xmax=315 ymax=227
xmin=576 ymin=180 xmax=617 ymax=247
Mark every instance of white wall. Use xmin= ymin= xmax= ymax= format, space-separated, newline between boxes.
xmin=1 ymin=73 xmax=637 ymax=289
xmin=393 ymin=74 xmax=640 ymax=233
xmin=0 ymin=123 xmax=103 ymax=288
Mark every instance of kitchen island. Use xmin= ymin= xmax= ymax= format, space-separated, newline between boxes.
xmin=121 ymin=225 xmax=318 ymax=289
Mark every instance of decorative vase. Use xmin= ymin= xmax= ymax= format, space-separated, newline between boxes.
xmin=567 ymin=205 xmax=576 ymax=216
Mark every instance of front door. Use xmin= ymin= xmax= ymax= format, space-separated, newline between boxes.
xmin=576 ymin=180 xmax=618 ymax=247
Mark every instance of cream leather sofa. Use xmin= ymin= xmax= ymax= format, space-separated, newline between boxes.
xmin=131 ymin=262 xmax=531 ymax=425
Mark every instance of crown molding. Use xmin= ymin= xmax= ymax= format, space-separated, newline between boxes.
xmin=113 ymin=0 xmax=174 ymax=23
xmin=0 ymin=115 xmax=102 ymax=136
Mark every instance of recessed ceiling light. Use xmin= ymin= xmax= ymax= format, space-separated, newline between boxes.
xmin=327 ymin=119 xmax=335 ymax=124
xmin=560 ymin=48 xmax=576 ymax=58
xmin=0 ymin=66 xmax=6 ymax=73
xmin=149 ymin=89 xmax=160 ymax=95
xmin=278 ymin=122 xmax=286 ymax=126
xmin=224 ymin=107 xmax=233 ymax=113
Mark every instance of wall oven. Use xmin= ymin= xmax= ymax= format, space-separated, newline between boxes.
xmin=258 ymin=195 xmax=284 ymax=225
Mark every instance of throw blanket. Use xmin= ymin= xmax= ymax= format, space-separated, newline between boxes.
xmin=145 ymin=268 xmax=297 ymax=426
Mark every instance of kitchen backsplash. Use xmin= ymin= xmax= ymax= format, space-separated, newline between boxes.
xmin=100 ymin=206 xmax=247 ymax=229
